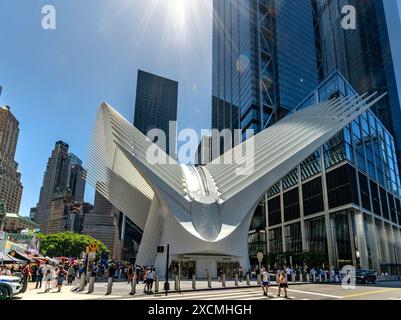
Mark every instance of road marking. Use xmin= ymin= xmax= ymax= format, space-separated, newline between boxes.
xmin=274 ymin=287 xmax=343 ymax=299
xmin=343 ymin=288 xmax=401 ymax=299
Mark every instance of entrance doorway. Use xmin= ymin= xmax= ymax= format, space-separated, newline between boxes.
xmin=217 ymin=260 xmax=240 ymax=279
xmin=169 ymin=260 xmax=196 ymax=280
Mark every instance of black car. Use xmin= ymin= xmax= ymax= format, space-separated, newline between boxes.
xmin=355 ymin=270 xmax=378 ymax=284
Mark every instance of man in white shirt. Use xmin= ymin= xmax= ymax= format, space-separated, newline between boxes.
xmin=261 ymin=268 xmax=270 ymax=297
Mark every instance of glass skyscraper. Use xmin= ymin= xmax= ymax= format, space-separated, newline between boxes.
xmin=212 ymin=0 xmax=319 ymax=135
xmin=134 ymin=70 xmax=178 ymax=156
xmin=316 ymin=0 xmax=401 ymax=173
xmin=212 ymin=0 xmax=401 ymax=272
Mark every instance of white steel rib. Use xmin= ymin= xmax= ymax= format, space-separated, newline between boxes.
xmin=86 ymin=93 xmax=385 ymax=274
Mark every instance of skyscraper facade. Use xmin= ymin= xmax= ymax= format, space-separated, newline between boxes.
xmin=0 ymin=106 xmax=23 ymax=213
xmin=134 ymin=70 xmax=178 ymax=156
xmin=212 ymin=0 xmax=319 ymax=136
xmin=316 ymin=0 xmax=401 ymax=171
xmin=83 ymin=189 xmax=122 ymax=260
xmin=35 ymin=141 xmax=69 ymax=233
xmin=212 ymin=0 xmax=320 ymax=263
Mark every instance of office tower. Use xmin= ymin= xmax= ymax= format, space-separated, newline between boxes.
xmin=316 ymin=0 xmax=401 ymax=171
xmin=0 ymin=106 xmax=23 ymax=213
xmin=68 ymin=164 xmax=86 ymax=203
xmin=134 ymin=70 xmax=178 ymax=156
xmin=29 ymin=207 xmax=36 ymax=221
xmin=83 ymin=188 xmax=122 ymax=260
xmin=212 ymin=0 xmax=319 ymax=135
xmin=212 ymin=0 xmax=320 ymax=263
xmin=35 ymin=141 xmax=69 ymax=233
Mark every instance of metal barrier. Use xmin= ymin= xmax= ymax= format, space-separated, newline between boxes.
xmin=130 ymin=279 xmax=136 ymax=295
xmin=174 ymin=275 xmax=179 ymax=291
xmin=192 ymin=275 xmax=196 ymax=289
xmin=155 ymin=277 xmax=159 ymax=293
xmin=256 ymin=274 xmax=261 ymax=285
xmin=222 ymin=274 xmax=226 ymax=287
xmin=106 ymin=277 xmax=113 ymax=295
xmin=78 ymin=275 xmax=86 ymax=291
xmin=87 ymin=277 xmax=95 ymax=294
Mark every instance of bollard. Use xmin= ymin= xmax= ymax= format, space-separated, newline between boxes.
xmin=79 ymin=275 xmax=86 ymax=291
xmin=106 ymin=277 xmax=113 ymax=295
xmin=319 ymin=275 xmax=322 ymax=283
xmin=222 ymin=274 xmax=226 ymax=287
xmin=313 ymin=274 xmax=316 ymax=283
xmin=306 ymin=274 xmax=310 ymax=283
xmin=324 ymin=273 xmax=328 ymax=283
xmin=246 ymin=274 xmax=250 ymax=286
xmin=174 ymin=275 xmax=179 ymax=291
xmin=192 ymin=275 xmax=196 ymax=290
xmin=207 ymin=272 xmax=212 ymax=288
xmin=299 ymin=273 xmax=303 ymax=282
xmin=155 ymin=277 xmax=159 ymax=293
xmin=87 ymin=277 xmax=95 ymax=294
xmin=257 ymin=273 xmax=261 ymax=285
xmin=235 ymin=274 xmax=239 ymax=287
xmin=291 ymin=273 xmax=296 ymax=283
xmin=130 ymin=278 xmax=137 ymax=295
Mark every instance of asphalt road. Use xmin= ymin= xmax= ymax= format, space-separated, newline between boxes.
xmin=15 ymin=281 xmax=401 ymax=300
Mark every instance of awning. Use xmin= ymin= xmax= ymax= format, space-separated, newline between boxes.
xmin=29 ymin=254 xmax=48 ymax=263
xmin=0 ymin=251 xmax=25 ymax=264
xmin=9 ymin=248 xmax=33 ymax=262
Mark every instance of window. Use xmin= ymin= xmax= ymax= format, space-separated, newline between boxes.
xmin=268 ymin=196 xmax=281 ymax=227
xmin=326 ymin=164 xmax=359 ymax=208
xmin=284 ymin=188 xmax=300 ymax=222
xmin=302 ymin=177 xmax=324 ymax=216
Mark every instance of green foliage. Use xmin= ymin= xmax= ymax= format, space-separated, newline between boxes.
xmin=36 ymin=232 xmax=109 ymax=258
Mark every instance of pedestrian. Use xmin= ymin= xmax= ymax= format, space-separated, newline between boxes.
xmin=145 ymin=268 xmax=156 ymax=294
xmin=261 ymin=268 xmax=270 ymax=297
xmin=128 ymin=264 xmax=134 ymax=283
xmin=44 ymin=270 xmax=53 ymax=293
xmin=56 ymin=266 xmax=66 ymax=292
xmin=35 ymin=265 xmax=44 ymax=289
xmin=21 ymin=264 xmax=32 ymax=293
xmin=277 ymin=271 xmax=288 ymax=298
xmin=67 ymin=265 xmax=76 ymax=285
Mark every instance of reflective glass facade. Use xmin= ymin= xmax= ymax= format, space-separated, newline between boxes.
xmin=212 ymin=0 xmax=318 ymax=135
xmin=317 ymin=0 xmax=401 ymax=173
xmin=134 ymin=70 xmax=178 ymax=155
xmin=266 ymin=72 xmax=401 ymax=272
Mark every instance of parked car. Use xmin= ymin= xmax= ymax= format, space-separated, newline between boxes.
xmin=355 ymin=270 xmax=377 ymax=284
xmin=0 ymin=275 xmax=22 ymax=300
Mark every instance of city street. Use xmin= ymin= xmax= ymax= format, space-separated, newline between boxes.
xmin=16 ymin=281 xmax=401 ymax=301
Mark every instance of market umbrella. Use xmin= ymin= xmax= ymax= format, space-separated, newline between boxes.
xmin=0 ymin=251 xmax=25 ymax=264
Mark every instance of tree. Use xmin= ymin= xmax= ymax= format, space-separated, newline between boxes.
xmin=36 ymin=232 xmax=109 ymax=258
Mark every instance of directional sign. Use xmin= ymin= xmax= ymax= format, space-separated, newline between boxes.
xmin=89 ymin=241 xmax=99 ymax=253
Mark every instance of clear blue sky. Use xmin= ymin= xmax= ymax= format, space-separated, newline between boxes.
xmin=0 ymin=1 xmax=400 ymax=218
xmin=0 ymin=0 xmax=213 ymax=217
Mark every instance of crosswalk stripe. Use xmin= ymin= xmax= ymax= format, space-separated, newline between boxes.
xmin=150 ymin=290 xmax=262 ymax=301
xmin=130 ymin=288 xmax=261 ymax=300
